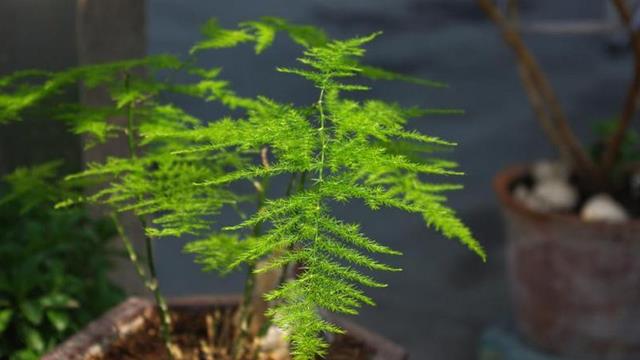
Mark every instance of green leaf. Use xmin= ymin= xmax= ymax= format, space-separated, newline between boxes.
xmin=20 ymin=325 xmax=45 ymax=353
xmin=11 ymin=349 xmax=40 ymax=360
xmin=360 ymin=65 xmax=448 ymax=88
xmin=46 ymin=310 xmax=70 ymax=332
xmin=19 ymin=302 xmax=43 ymax=325
xmin=39 ymin=293 xmax=77 ymax=308
xmin=0 ymin=309 xmax=13 ymax=334
xmin=190 ymin=19 xmax=254 ymax=54
xmin=241 ymin=21 xmax=276 ymax=54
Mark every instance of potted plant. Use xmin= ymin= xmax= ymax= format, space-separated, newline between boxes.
xmin=1 ymin=18 xmax=485 ymax=359
xmin=479 ymin=0 xmax=640 ymax=358
xmin=0 ymin=162 xmax=124 ymax=360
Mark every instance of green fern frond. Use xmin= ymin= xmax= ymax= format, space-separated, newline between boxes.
xmin=240 ymin=20 xmax=277 ymax=54
xmin=0 ymin=17 xmax=484 ymax=360
xmin=360 ymin=65 xmax=448 ymax=88
xmin=191 ymin=19 xmax=255 ymax=54
xmin=174 ymin=27 xmax=484 ymax=358
xmin=184 ymin=233 xmax=252 ymax=274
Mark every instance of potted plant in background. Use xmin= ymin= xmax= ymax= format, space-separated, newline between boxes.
xmin=0 ymin=162 xmax=124 ymax=360
xmin=1 ymin=18 xmax=485 ymax=359
xmin=479 ymin=0 xmax=640 ymax=358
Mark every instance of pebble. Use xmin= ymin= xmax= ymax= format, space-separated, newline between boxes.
xmin=269 ymin=348 xmax=290 ymax=360
xmin=581 ymin=194 xmax=629 ymax=223
xmin=513 ymin=160 xmax=577 ymax=212
xmin=258 ymin=326 xmax=290 ymax=360
xmin=513 ymin=184 xmax=549 ymax=212
xmin=531 ymin=160 xmax=570 ymax=183
xmin=531 ymin=179 xmax=578 ymax=211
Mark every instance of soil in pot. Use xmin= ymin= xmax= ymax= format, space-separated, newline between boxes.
xmin=88 ymin=302 xmax=373 ymax=360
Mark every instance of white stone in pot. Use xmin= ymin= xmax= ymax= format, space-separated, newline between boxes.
xmin=531 ymin=179 xmax=578 ymax=211
xmin=581 ymin=194 xmax=629 ymax=223
xmin=269 ymin=348 xmax=290 ymax=360
xmin=513 ymin=184 xmax=551 ymax=212
xmin=532 ymin=160 xmax=570 ymax=183
xmin=258 ymin=325 xmax=290 ymax=359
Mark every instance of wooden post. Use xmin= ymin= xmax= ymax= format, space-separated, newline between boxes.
xmin=0 ymin=0 xmax=82 ymax=175
xmin=76 ymin=0 xmax=148 ymax=296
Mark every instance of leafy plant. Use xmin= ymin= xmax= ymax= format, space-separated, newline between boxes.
xmin=0 ymin=18 xmax=484 ymax=360
xmin=591 ymin=119 xmax=640 ymax=165
xmin=0 ymin=162 xmax=123 ymax=359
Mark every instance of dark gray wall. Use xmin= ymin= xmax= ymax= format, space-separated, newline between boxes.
xmin=0 ymin=0 xmax=81 ymax=174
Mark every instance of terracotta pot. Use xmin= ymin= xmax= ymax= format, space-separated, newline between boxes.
xmin=42 ymin=295 xmax=408 ymax=360
xmin=495 ymin=165 xmax=640 ymax=359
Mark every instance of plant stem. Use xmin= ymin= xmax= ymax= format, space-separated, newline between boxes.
xmin=256 ymin=172 xmax=306 ymax=340
xmin=316 ymin=88 xmax=327 ymax=184
xmin=233 ymin=158 xmax=269 ymax=359
xmin=112 ymin=213 xmax=174 ymax=357
xmin=234 ymin=264 xmax=256 ymax=358
xmin=122 ymin=72 xmax=175 ymax=359
xmin=298 ymin=171 xmax=307 ymax=192
xmin=284 ymin=173 xmax=297 ymax=197
xmin=477 ymin=0 xmax=602 ymax=187
xmin=601 ymin=0 xmax=640 ymax=173
xmin=111 ymin=213 xmax=149 ymax=285
xmin=276 ymin=173 xmax=300 ymax=287
xmin=139 ymin=215 xmax=174 ymax=356
xmin=312 ymin=85 xmax=328 ymax=273
xmin=124 ymin=74 xmax=137 ymax=159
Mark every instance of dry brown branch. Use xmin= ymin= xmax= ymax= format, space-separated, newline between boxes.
xmin=260 ymin=146 xmax=271 ymax=169
xmin=515 ymin=56 xmax=570 ymax=163
xmin=507 ymin=1 xmax=567 ymax=160
xmin=477 ymin=0 xmax=600 ymax=184
xmin=602 ymin=0 xmax=640 ymax=172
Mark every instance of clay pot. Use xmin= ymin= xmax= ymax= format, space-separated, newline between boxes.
xmin=42 ymin=295 xmax=407 ymax=360
xmin=495 ymin=165 xmax=640 ymax=359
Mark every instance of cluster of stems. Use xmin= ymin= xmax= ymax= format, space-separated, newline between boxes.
xmin=233 ymin=83 xmax=329 ymax=358
xmin=106 ymin=73 xmax=176 ymax=358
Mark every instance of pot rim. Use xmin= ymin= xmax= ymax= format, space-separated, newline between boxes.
xmin=43 ymin=295 xmax=408 ymax=360
xmin=494 ymin=164 xmax=640 ymax=229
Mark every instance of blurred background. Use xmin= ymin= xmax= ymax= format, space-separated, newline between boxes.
xmin=1 ymin=1 xmax=638 ymax=359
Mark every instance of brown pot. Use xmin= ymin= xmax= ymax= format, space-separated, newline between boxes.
xmin=495 ymin=165 xmax=640 ymax=359
xmin=42 ymin=295 xmax=408 ymax=360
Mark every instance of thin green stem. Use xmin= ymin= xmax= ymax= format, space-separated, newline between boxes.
xmin=233 ymin=167 xmax=269 ymax=359
xmin=316 ymin=88 xmax=327 ymax=184
xmin=285 ymin=173 xmax=297 ymax=197
xmin=122 ymin=72 xmax=174 ymax=359
xmin=313 ymin=87 xmax=328 ymax=242
xmin=124 ymin=73 xmax=137 ymax=159
xmin=298 ymin=171 xmax=307 ymax=192
xmin=258 ymin=172 xmax=307 ymax=339
xmin=110 ymin=213 xmax=148 ymax=282
xmin=234 ymin=263 xmax=256 ymax=358
xmin=138 ymin=216 xmax=173 ymax=353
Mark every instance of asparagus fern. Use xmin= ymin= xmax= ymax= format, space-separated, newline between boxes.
xmin=0 ymin=17 xmax=485 ymax=360
xmin=172 ymin=22 xmax=486 ymax=359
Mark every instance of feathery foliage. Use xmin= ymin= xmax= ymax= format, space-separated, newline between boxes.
xmin=0 ymin=17 xmax=484 ymax=360
xmin=176 ymin=20 xmax=486 ymax=359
